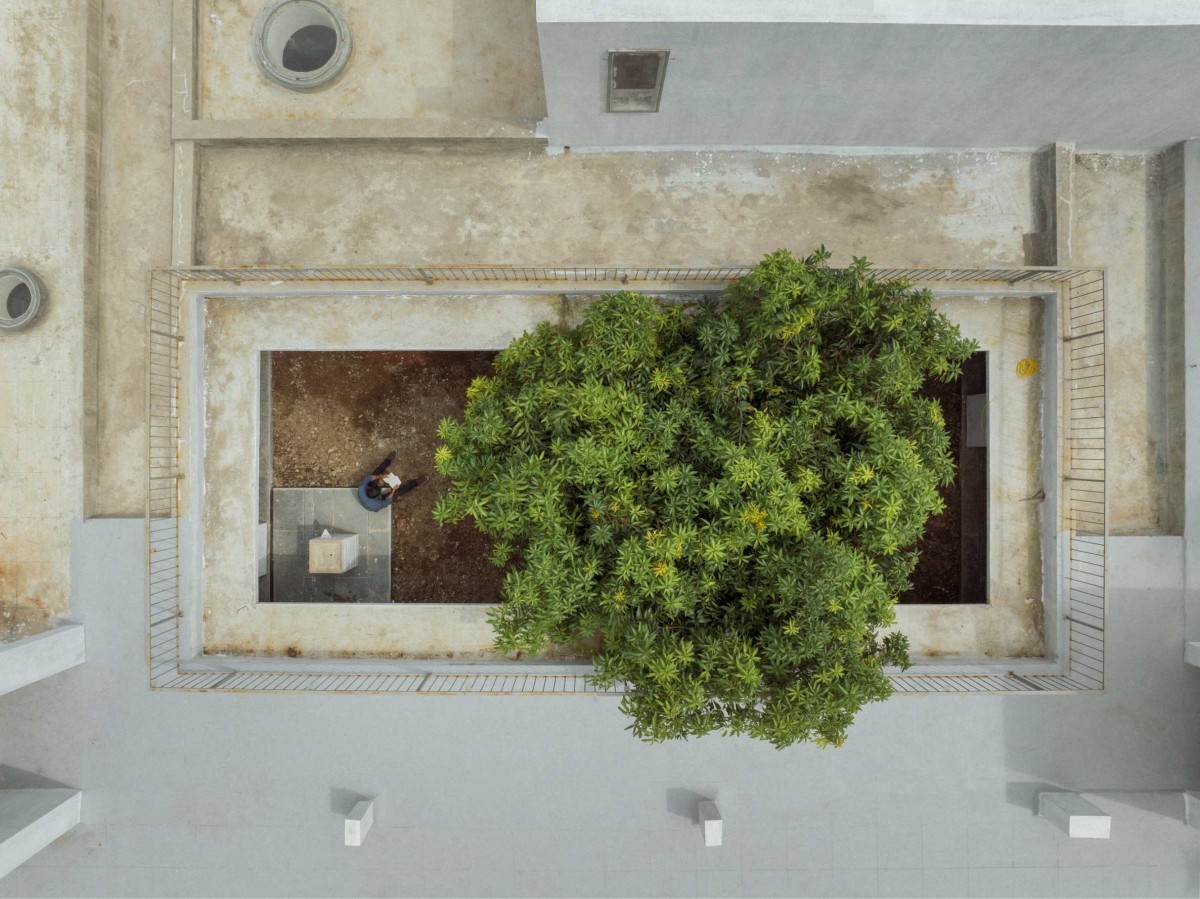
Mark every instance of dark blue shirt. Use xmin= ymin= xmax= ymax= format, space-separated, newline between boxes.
xmin=356 ymin=475 xmax=395 ymax=512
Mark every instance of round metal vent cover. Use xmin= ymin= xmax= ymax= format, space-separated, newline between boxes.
xmin=0 ymin=267 xmax=46 ymax=332
xmin=252 ymin=0 xmax=352 ymax=91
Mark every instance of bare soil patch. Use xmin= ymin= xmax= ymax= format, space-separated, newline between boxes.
xmin=269 ymin=350 xmax=984 ymax=606
xmin=271 ymin=351 xmax=502 ymax=603
xmin=899 ymin=351 xmax=987 ymax=604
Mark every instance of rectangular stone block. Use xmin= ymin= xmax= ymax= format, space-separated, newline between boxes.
xmin=345 ymin=800 xmax=374 ymax=847
xmin=698 ymin=800 xmax=722 ymax=847
xmin=309 ymin=530 xmax=359 ymax=574
xmin=1038 ymin=792 xmax=1111 ymax=838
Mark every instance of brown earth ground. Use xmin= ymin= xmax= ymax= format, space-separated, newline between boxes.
xmin=270 ymin=351 xmax=976 ymax=606
xmin=899 ymin=372 xmax=969 ymax=604
xmin=271 ymin=351 xmax=502 ymax=603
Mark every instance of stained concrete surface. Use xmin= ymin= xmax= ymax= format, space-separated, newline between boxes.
xmin=1073 ymin=153 xmax=1181 ymax=536
xmin=0 ymin=0 xmax=94 ymax=634
xmin=893 ymin=296 xmax=1046 ymax=659
xmin=198 ymin=288 xmax=1047 ymax=660
xmin=197 ymin=147 xmax=1036 ymax=268
xmin=81 ymin=136 xmax=1183 ymax=540
xmin=192 ymin=143 xmax=1185 ymax=540
xmin=199 ymin=0 xmax=546 ymax=124
xmin=199 ymin=293 xmax=560 ymax=656
xmin=92 ymin=0 xmax=175 ymax=520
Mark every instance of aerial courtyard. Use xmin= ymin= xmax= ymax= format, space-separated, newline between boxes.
xmin=3 ymin=2 xmax=1200 ymax=897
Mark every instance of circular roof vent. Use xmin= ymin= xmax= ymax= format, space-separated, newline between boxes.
xmin=252 ymin=0 xmax=352 ymax=91
xmin=0 ymin=267 xmax=46 ymax=332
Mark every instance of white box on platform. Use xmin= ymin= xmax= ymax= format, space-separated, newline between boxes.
xmin=344 ymin=800 xmax=374 ymax=847
xmin=698 ymin=800 xmax=723 ymax=847
xmin=308 ymin=529 xmax=359 ymax=574
xmin=1038 ymin=792 xmax=1111 ymax=839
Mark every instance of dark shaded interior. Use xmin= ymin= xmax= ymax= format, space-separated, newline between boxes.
xmin=899 ymin=351 xmax=989 ymax=604
xmin=612 ymin=52 xmax=663 ymax=89
xmin=282 ymin=24 xmax=337 ymax=72
xmin=6 ymin=282 xmax=31 ymax=319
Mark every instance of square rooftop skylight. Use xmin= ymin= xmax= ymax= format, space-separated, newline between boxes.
xmin=607 ymin=50 xmax=669 ymax=112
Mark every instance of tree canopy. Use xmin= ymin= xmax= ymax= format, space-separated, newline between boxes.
xmin=434 ymin=249 xmax=978 ymax=747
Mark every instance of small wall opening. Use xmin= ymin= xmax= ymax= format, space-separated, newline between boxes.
xmin=0 ymin=267 xmax=45 ymax=332
xmin=253 ymin=0 xmax=352 ymax=91
xmin=607 ymin=49 xmax=669 ymax=112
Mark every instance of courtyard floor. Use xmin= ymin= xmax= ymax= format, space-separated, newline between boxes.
xmin=0 ymin=0 xmax=1183 ymax=661
xmin=270 ymin=350 xmax=501 ymax=603
xmin=194 ymin=285 xmax=1047 ymax=661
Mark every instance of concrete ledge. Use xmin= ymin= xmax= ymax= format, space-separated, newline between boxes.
xmin=0 ymin=623 xmax=85 ymax=697
xmin=0 ymin=789 xmax=82 ymax=881
xmin=536 ymin=0 xmax=1200 ymax=25
xmin=175 ymin=117 xmax=546 ymax=146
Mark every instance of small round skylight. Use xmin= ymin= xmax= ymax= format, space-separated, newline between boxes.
xmin=252 ymin=0 xmax=352 ymax=91
xmin=0 ymin=267 xmax=46 ymax=332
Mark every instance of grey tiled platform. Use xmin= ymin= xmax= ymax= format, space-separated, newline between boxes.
xmin=269 ymin=488 xmax=391 ymax=603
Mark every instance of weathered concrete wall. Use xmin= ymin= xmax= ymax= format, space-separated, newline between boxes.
xmin=1180 ymin=141 xmax=1200 ymax=644
xmin=1162 ymin=145 xmax=1187 ymax=538
xmin=199 ymin=292 xmax=562 ymax=657
xmin=194 ymin=142 xmax=1184 ymax=532
xmin=196 ymin=148 xmax=1037 ymax=267
xmin=199 ymin=0 xmax=546 ymax=124
xmin=536 ymin=21 xmax=1200 ymax=151
xmin=1072 ymin=153 xmax=1181 ymax=535
xmin=93 ymin=0 xmax=175 ymax=517
xmin=0 ymin=0 xmax=98 ymax=628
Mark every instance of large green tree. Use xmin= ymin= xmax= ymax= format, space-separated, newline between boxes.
xmin=434 ymin=249 xmax=977 ymax=747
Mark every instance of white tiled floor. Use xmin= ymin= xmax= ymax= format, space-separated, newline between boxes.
xmin=2 ymin=525 xmax=1199 ymax=897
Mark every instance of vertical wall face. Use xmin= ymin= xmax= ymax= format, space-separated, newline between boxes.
xmin=0 ymin=0 xmax=99 ymax=632
xmin=1183 ymin=142 xmax=1200 ymax=640
xmin=1071 ymin=153 xmax=1181 ymax=536
xmin=535 ymin=20 xmax=1200 ymax=151
xmin=1162 ymin=145 xmax=1187 ymax=537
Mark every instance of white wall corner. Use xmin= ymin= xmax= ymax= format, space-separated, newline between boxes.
xmin=0 ymin=789 xmax=82 ymax=881
xmin=0 ymin=623 xmax=85 ymax=698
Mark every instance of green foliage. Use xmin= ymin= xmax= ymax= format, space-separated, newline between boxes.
xmin=434 ymin=249 xmax=978 ymax=748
